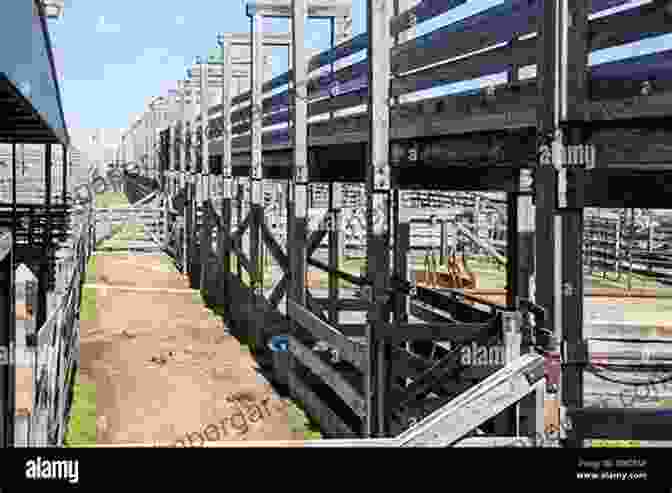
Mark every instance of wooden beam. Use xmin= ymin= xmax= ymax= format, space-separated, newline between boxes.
xmin=568 ymin=407 xmax=672 ymax=441
xmin=382 ymin=321 xmax=495 ymax=344
xmin=288 ymin=299 xmax=368 ymax=372
xmin=289 ymin=335 xmax=366 ymax=419
xmin=288 ymin=365 xmax=359 ymax=438
xmin=247 ymin=0 xmax=351 ymax=18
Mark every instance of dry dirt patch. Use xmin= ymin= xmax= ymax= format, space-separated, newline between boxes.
xmin=79 ymin=253 xmax=301 ymax=445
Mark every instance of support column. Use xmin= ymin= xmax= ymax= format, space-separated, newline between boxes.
xmin=200 ymin=59 xmax=211 ymax=206
xmin=199 ymin=58 xmax=211 ymax=292
xmin=249 ymin=14 xmax=265 ymax=350
xmin=290 ymin=0 xmax=308 ymax=340
xmin=366 ymin=0 xmax=392 ymax=438
xmin=560 ymin=0 xmax=589 ymax=448
xmin=220 ymin=36 xmax=234 ymax=305
xmin=179 ymin=81 xmax=189 ymax=273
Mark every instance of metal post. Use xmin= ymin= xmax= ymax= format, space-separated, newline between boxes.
xmin=366 ymin=0 xmax=392 ymax=438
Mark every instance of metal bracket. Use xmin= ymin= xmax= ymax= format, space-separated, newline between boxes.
xmin=561 ymin=339 xmax=589 ymax=366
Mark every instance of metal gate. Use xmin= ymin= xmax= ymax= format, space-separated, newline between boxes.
xmin=94 ymin=192 xmax=166 ymax=252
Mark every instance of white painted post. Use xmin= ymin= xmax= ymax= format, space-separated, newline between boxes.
xmin=221 ymin=38 xmax=233 ymax=201
xmin=251 ymin=15 xmax=264 ymax=209
xmin=178 ymin=81 xmax=187 ymax=192
xmin=292 ymin=0 xmax=308 ymax=224
xmin=200 ymin=60 xmax=210 ymax=204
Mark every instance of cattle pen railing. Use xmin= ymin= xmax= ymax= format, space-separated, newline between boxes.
xmin=140 ymin=0 xmax=672 ymax=447
xmin=14 ymin=204 xmax=94 ymax=446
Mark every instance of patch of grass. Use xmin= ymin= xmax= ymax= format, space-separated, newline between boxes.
xmin=80 ymin=257 xmax=98 ymax=321
xmin=64 ymin=372 xmax=96 ymax=447
xmin=284 ymin=399 xmax=322 ymax=440
xmin=158 ymin=255 xmax=178 ymax=273
xmin=590 ymin=440 xmax=640 ymax=447
xmin=84 ymin=256 xmax=97 ymax=283
xmin=80 ymin=288 xmax=97 ymax=322
xmin=95 ymin=192 xmax=130 ymax=209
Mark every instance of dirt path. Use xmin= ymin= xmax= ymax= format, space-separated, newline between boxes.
xmin=79 ymin=253 xmax=301 ymax=446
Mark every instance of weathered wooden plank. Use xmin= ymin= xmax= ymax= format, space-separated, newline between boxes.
xmin=391 ymin=36 xmax=536 ymax=98
xmin=313 ymin=298 xmax=370 ymax=311
xmin=288 ymin=365 xmax=359 ymax=438
xmin=568 ymin=407 xmax=672 ymax=441
xmin=289 ymin=335 xmax=366 ymax=419
xmin=409 ymin=301 xmax=454 ymax=324
xmin=383 ymin=321 xmax=494 ymax=344
xmin=288 ymin=299 xmax=368 ymax=372
xmin=335 ymin=324 xmax=367 ymax=337
xmin=397 ymin=355 xmax=545 ymax=446
xmin=393 ymin=1 xmax=672 ymax=79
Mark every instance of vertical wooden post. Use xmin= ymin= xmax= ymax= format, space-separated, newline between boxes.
xmin=366 ymin=0 xmax=392 ymax=438
xmin=237 ymin=182 xmax=244 ymax=281
xmin=393 ymin=188 xmax=410 ymax=392
xmin=199 ymin=60 xmax=210 ymax=291
xmin=560 ymin=0 xmax=588 ymax=448
xmin=250 ymin=14 xmax=265 ymax=350
xmin=290 ymin=0 xmax=308 ymax=333
xmin=220 ymin=37 xmax=234 ymax=302
xmin=536 ymin=0 xmax=566 ymax=356
xmin=179 ymin=81 xmax=189 ymax=273
xmin=200 ymin=60 xmax=210 ymax=205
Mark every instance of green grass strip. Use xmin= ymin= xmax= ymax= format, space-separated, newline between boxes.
xmin=63 ymin=372 xmax=97 ymax=447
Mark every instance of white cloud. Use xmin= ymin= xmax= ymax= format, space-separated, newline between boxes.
xmin=175 ymin=15 xmax=185 ymax=26
xmin=96 ymin=15 xmax=121 ymax=34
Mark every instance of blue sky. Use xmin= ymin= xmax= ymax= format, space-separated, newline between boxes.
xmin=47 ymin=0 xmax=671 ymax=151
